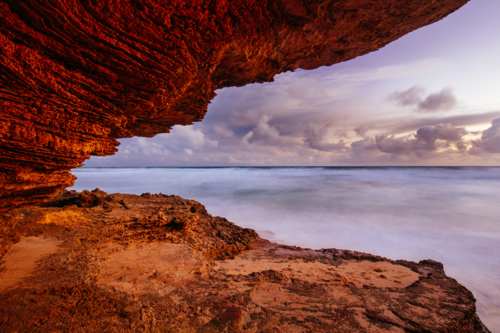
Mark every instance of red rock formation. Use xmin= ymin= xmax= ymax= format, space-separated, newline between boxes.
xmin=0 ymin=0 xmax=468 ymax=212
xmin=0 ymin=191 xmax=491 ymax=332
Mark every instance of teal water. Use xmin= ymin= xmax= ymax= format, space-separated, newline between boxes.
xmin=70 ymin=167 xmax=500 ymax=330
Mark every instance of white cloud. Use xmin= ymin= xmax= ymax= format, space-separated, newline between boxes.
xmin=214 ymin=125 xmax=235 ymax=139
xmin=241 ymin=116 xmax=292 ymax=147
xmin=170 ymin=125 xmax=218 ymax=148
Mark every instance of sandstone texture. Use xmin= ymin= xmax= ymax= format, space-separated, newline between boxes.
xmin=0 ymin=0 xmax=469 ymax=212
xmin=0 ymin=190 xmax=491 ymax=332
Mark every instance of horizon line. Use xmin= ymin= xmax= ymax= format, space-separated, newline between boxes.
xmin=77 ymin=165 xmax=500 ymax=168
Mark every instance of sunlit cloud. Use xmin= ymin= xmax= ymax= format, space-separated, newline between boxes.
xmin=470 ymin=117 xmax=500 ymax=154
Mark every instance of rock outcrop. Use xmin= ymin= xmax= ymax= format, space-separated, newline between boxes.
xmin=0 ymin=0 xmax=469 ymax=212
xmin=0 ymin=191 xmax=491 ymax=332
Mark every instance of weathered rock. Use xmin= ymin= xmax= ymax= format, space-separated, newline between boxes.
xmin=0 ymin=0 xmax=469 ymax=212
xmin=0 ymin=191 xmax=490 ymax=332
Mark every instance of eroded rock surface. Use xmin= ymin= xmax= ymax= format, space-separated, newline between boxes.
xmin=0 ymin=0 xmax=469 ymax=212
xmin=0 ymin=190 xmax=490 ymax=332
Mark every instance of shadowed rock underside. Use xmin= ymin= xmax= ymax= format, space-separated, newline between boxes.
xmin=0 ymin=0 xmax=469 ymax=212
xmin=0 ymin=191 xmax=491 ymax=332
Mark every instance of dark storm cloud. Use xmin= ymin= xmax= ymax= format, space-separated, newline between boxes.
xmin=389 ymin=86 xmax=457 ymax=113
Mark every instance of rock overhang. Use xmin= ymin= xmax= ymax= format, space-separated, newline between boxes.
xmin=0 ymin=0 xmax=469 ymax=212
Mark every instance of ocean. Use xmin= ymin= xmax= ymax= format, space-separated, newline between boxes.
xmin=70 ymin=167 xmax=500 ymax=330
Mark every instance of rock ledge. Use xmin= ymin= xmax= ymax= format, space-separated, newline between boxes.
xmin=0 ymin=190 xmax=490 ymax=332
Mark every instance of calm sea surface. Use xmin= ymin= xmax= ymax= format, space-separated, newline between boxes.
xmin=70 ymin=167 xmax=500 ymax=330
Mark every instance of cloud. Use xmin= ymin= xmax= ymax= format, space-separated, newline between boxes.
xmin=389 ymin=85 xmax=457 ymax=113
xmin=351 ymin=137 xmax=378 ymax=151
xmin=417 ymin=88 xmax=457 ymax=112
xmin=414 ymin=124 xmax=467 ymax=150
xmin=380 ymin=111 xmax=500 ymax=135
xmin=128 ymin=137 xmax=171 ymax=157
xmin=242 ymin=115 xmax=291 ymax=147
xmin=85 ymin=114 xmax=500 ymax=167
xmin=471 ymin=117 xmax=500 ymax=153
xmin=350 ymin=123 xmax=469 ymax=158
xmin=304 ymin=123 xmax=347 ymax=152
xmin=354 ymin=125 xmax=370 ymax=137
xmin=241 ymin=131 xmax=254 ymax=145
xmin=374 ymin=135 xmax=412 ymax=155
xmin=213 ymin=125 xmax=235 ymax=139
xmin=389 ymin=85 xmax=425 ymax=106
xmin=170 ymin=125 xmax=218 ymax=148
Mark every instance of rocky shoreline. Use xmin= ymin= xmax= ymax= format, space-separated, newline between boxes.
xmin=0 ymin=189 xmax=491 ymax=332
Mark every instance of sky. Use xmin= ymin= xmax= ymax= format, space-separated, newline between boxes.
xmin=86 ymin=0 xmax=500 ymax=167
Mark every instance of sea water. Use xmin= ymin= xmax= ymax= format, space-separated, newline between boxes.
xmin=70 ymin=167 xmax=500 ymax=330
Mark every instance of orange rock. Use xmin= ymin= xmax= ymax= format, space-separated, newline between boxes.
xmin=0 ymin=191 xmax=489 ymax=332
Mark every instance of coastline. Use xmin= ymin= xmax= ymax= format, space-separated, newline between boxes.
xmin=0 ymin=189 xmax=491 ymax=332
